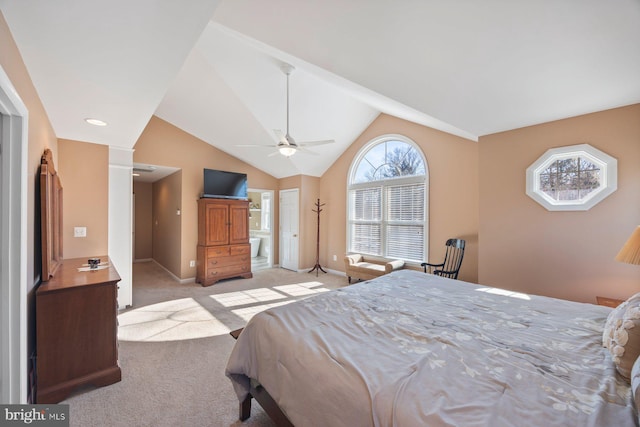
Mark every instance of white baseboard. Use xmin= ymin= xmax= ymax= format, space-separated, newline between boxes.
xmin=294 ymin=266 xmax=345 ymax=277
xmin=150 ymin=259 xmax=196 ymax=284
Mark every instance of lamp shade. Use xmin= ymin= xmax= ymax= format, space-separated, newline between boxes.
xmin=616 ymin=226 xmax=640 ymax=265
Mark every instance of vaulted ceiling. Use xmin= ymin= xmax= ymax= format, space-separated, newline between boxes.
xmin=2 ymin=0 xmax=639 ymax=178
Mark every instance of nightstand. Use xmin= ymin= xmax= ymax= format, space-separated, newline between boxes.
xmin=596 ymin=296 xmax=625 ymax=308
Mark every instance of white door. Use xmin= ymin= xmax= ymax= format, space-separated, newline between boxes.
xmin=0 ymin=64 xmax=29 ymax=403
xmin=132 ymin=193 xmax=135 ymax=262
xmin=279 ymin=189 xmax=299 ymax=271
xmin=0 ymin=113 xmax=4 ymax=401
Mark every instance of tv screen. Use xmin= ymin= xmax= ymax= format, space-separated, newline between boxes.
xmin=202 ymin=169 xmax=248 ymax=200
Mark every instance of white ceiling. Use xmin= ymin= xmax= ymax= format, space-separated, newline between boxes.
xmin=132 ymin=163 xmax=180 ymax=183
xmin=2 ymin=0 xmax=639 ymax=179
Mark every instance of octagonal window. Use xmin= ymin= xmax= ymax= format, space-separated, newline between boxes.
xmin=526 ymin=144 xmax=617 ymax=211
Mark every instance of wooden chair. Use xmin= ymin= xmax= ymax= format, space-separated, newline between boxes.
xmin=421 ymin=239 xmax=466 ymax=280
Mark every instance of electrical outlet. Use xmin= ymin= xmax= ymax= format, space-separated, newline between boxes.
xmin=74 ymin=227 xmax=87 ymax=237
xmin=189 ymin=260 xmax=196 ymax=267
xmin=333 ymin=255 xmax=337 ymax=261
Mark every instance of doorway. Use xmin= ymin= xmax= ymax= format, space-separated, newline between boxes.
xmin=248 ymin=189 xmax=274 ymax=271
xmin=279 ymin=188 xmax=300 ymax=271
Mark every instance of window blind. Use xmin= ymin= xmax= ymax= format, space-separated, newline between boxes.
xmin=386 ymin=184 xmax=425 ymax=261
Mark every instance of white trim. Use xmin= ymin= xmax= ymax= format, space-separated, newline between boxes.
xmin=526 ymin=144 xmax=617 ymax=211
xmin=0 ymin=64 xmax=29 ymax=404
xmin=109 ymin=147 xmax=134 ymax=309
xmin=150 ymin=259 xmax=195 ymax=285
xmin=321 ymin=267 xmax=346 ymax=278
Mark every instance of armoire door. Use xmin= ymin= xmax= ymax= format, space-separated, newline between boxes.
xmin=202 ymin=201 xmax=229 ymax=246
xmin=229 ymin=202 xmax=249 ymax=245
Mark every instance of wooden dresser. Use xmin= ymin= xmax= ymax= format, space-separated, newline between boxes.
xmin=196 ymin=198 xmax=252 ymax=286
xmin=596 ymin=296 xmax=625 ymax=308
xmin=36 ymin=256 xmax=121 ymax=403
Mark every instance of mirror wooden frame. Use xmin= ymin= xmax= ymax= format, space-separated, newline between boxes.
xmin=40 ymin=149 xmax=63 ymax=281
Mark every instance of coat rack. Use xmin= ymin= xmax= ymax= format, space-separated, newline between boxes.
xmin=308 ymin=198 xmax=327 ymax=276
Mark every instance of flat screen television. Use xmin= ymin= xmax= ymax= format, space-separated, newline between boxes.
xmin=202 ymin=168 xmax=248 ymax=200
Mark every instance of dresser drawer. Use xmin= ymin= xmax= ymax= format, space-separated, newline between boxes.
xmin=207 ymin=254 xmax=250 ymax=268
xmin=230 ymin=244 xmax=250 ymax=256
xmin=207 ymin=246 xmax=230 ymax=257
xmin=207 ymin=263 xmax=251 ymax=279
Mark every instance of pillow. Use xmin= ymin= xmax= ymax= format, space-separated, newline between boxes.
xmin=607 ymin=293 xmax=640 ymax=381
xmin=603 ymin=299 xmax=630 ymax=349
xmin=631 ymin=356 xmax=640 ymax=420
xmin=384 ymin=260 xmax=405 ymax=273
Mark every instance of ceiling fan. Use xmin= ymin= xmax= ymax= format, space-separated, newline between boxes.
xmin=240 ymin=64 xmax=335 ymax=157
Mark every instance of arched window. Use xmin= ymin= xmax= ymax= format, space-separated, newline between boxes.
xmin=347 ymin=135 xmax=428 ymax=262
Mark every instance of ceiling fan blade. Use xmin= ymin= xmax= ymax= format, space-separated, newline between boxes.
xmin=299 ymin=139 xmax=335 ymax=147
xmin=273 ymin=129 xmax=287 ymax=144
xmin=296 ymin=146 xmax=319 ymax=155
xmin=236 ymin=144 xmax=277 ymax=148
xmin=267 ymin=150 xmax=281 ymax=157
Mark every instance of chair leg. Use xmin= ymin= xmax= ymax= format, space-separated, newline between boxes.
xmin=348 ymin=276 xmax=351 ymax=284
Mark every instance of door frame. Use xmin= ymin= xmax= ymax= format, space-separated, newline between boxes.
xmin=0 ymin=64 xmax=29 ymax=403
xmin=279 ymin=188 xmax=300 ymax=271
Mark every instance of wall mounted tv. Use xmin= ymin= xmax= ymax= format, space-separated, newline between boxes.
xmin=202 ymin=168 xmax=248 ymax=200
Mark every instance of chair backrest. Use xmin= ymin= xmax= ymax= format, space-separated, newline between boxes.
xmin=438 ymin=238 xmax=466 ymax=279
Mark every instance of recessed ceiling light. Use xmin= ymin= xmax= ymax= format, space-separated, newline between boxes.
xmin=85 ymin=118 xmax=107 ymax=126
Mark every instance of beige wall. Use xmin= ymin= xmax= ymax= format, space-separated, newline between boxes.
xmin=0 ymin=11 xmax=58 ymax=289
xmin=300 ymin=175 xmax=321 ymax=269
xmin=152 ymin=171 xmax=182 ymax=277
xmin=134 ymin=181 xmax=153 ymax=260
xmin=318 ymin=113 xmax=479 ymax=283
xmin=478 ymin=104 xmax=640 ymax=302
xmin=58 ymin=139 xmax=109 ymax=259
xmin=134 ymin=116 xmax=280 ymax=279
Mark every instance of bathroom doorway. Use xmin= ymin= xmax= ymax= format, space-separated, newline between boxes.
xmin=248 ymin=189 xmax=274 ymax=271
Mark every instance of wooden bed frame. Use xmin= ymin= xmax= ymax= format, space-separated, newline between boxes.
xmin=230 ymin=328 xmax=293 ymax=426
xmin=240 ymin=380 xmax=293 ymax=427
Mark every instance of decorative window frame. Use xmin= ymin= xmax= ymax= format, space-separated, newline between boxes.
xmin=346 ymin=134 xmax=429 ymax=263
xmin=526 ymin=143 xmax=617 ymax=211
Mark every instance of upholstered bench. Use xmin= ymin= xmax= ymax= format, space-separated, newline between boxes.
xmin=344 ymin=254 xmax=404 ymax=283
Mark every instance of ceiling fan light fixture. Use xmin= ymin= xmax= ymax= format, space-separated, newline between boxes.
xmin=279 ymin=145 xmax=297 ymax=157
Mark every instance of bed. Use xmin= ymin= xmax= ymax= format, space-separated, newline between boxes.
xmin=225 ymin=269 xmax=638 ymax=426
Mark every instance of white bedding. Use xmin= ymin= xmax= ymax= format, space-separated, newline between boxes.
xmin=226 ymin=269 xmax=635 ymax=426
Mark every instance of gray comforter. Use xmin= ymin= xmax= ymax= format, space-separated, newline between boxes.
xmin=226 ymin=269 xmax=635 ymax=426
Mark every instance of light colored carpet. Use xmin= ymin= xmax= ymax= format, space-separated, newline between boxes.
xmin=63 ymin=261 xmax=347 ymax=427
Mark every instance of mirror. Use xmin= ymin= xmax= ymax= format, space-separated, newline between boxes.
xmin=40 ymin=149 xmax=63 ymax=281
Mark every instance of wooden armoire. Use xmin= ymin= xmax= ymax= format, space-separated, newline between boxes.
xmin=196 ymin=198 xmax=252 ymax=286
